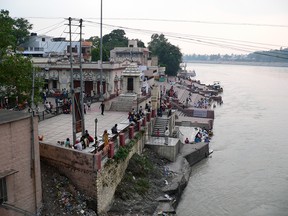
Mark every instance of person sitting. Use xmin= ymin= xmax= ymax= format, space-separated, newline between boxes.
xmin=65 ymin=138 xmax=71 ymax=148
xmin=80 ymin=135 xmax=89 ymax=149
xmin=185 ymin=137 xmax=190 ymax=144
xmin=194 ymin=132 xmax=202 ymax=143
xmin=44 ymin=101 xmax=51 ymax=113
xmin=84 ymin=130 xmax=94 ymax=142
xmin=73 ymin=142 xmax=82 ymax=151
xmin=111 ymin=124 xmax=118 ymax=134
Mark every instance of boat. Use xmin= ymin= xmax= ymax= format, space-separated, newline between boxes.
xmin=212 ymin=81 xmax=223 ymax=92
xmin=178 ymin=63 xmax=196 ymax=79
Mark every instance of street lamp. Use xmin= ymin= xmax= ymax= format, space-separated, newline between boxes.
xmin=95 ymin=118 xmax=98 ymax=140
xmin=99 ymin=0 xmax=104 ymax=101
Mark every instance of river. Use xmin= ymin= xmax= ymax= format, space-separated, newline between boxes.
xmin=176 ymin=63 xmax=288 ymax=216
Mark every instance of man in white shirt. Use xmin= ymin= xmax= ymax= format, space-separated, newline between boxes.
xmin=164 ymin=127 xmax=169 ymax=145
xmin=74 ymin=142 xmax=82 ymax=151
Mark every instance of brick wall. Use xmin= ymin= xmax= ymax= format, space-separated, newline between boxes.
xmin=0 ymin=116 xmax=42 ymax=216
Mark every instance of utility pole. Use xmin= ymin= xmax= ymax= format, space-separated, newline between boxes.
xmin=99 ymin=0 xmax=104 ymax=101
xmin=69 ymin=17 xmax=77 ymax=145
xmin=79 ymin=18 xmax=85 ymax=135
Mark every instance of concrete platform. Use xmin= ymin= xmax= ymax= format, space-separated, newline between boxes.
xmin=38 ymin=101 xmax=129 ymax=146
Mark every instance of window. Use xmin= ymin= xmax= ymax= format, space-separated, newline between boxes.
xmin=42 ymin=38 xmax=45 ymax=42
xmin=0 ymin=178 xmax=7 ymax=204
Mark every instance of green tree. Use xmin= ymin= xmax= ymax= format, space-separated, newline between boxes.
xmin=102 ymin=29 xmax=128 ymax=56
xmin=88 ymin=35 xmax=109 ymax=61
xmin=0 ymin=10 xmax=32 ymax=56
xmin=91 ymin=47 xmax=109 ymax=62
xmin=0 ymin=10 xmax=42 ymax=107
xmin=148 ymin=34 xmax=182 ymax=76
xmin=137 ymin=40 xmax=146 ymax=48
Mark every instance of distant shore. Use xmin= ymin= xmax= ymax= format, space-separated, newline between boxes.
xmin=185 ymin=60 xmax=288 ymax=67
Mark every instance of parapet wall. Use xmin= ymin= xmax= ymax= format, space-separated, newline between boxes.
xmin=40 ymin=143 xmax=98 ymax=198
xmin=39 ymin=126 xmax=148 ymax=215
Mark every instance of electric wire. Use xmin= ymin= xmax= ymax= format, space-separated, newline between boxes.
xmin=22 ymin=17 xmax=288 ymax=60
xmin=33 ymin=20 xmax=66 ymax=34
xmin=84 ymin=19 xmax=286 ymax=51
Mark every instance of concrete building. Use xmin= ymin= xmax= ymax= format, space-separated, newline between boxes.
xmin=110 ymin=40 xmax=150 ymax=65
xmin=19 ymin=33 xmax=92 ymax=62
xmin=0 ymin=110 xmax=42 ymax=216
xmin=33 ymin=58 xmax=126 ymax=99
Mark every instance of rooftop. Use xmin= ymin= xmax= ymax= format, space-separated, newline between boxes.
xmin=0 ymin=109 xmax=31 ymax=125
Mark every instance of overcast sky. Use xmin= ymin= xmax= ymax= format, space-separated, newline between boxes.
xmin=1 ymin=0 xmax=288 ymax=55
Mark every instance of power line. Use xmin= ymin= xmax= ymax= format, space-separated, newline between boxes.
xmin=82 ymin=17 xmax=288 ymax=28
xmin=33 ymin=20 xmax=66 ymax=33
xmin=21 ymin=16 xmax=288 ymax=28
xmin=84 ymin=20 xmax=286 ymax=50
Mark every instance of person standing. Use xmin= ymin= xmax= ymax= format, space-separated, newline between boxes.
xmin=102 ymin=130 xmax=109 ymax=154
xmin=164 ymin=127 xmax=169 ymax=145
xmin=99 ymin=102 xmax=105 ymax=115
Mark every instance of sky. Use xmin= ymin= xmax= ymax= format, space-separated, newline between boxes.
xmin=1 ymin=0 xmax=288 ymax=55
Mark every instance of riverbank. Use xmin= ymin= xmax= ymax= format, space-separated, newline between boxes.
xmin=40 ymin=143 xmax=210 ymax=215
xmin=185 ymin=60 xmax=288 ymax=67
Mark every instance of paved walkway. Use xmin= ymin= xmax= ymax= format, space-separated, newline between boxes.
xmin=38 ymin=101 xmax=128 ymax=145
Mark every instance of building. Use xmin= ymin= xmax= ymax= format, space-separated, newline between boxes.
xmin=0 ymin=110 xmax=42 ymax=216
xmin=19 ymin=33 xmax=92 ymax=62
xmin=33 ymin=58 xmax=126 ymax=99
xmin=110 ymin=40 xmax=150 ymax=65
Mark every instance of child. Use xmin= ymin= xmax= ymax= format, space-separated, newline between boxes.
xmin=156 ymin=129 xmax=160 ymax=138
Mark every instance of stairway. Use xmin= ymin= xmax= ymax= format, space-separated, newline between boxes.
xmin=152 ymin=117 xmax=169 ymax=137
xmin=110 ymin=95 xmax=135 ymax=112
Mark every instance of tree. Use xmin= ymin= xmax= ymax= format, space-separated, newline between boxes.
xmin=0 ymin=10 xmax=42 ymax=107
xmin=0 ymin=10 xmax=32 ymax=56
xmin=91 ymin=47 xmax=109 ymax=62
xmin=88 ymin=36 xmax=109 ymax=62
xmin=102 ymin=29 xmax=128 ymax=53
xmin=137 ymin=40 xmax=146 ymax=48
xmin=148 ymin=34 xmax=182 ymax=76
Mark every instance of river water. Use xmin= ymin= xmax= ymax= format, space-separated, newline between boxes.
xmin=176 ymin=63 xmax=288 ymax=216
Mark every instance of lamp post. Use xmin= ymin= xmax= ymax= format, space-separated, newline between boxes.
xmin=95 ymin=118 xmax=98 ymax=141
xmin=99 ymin=0 xmax=104 ymax=101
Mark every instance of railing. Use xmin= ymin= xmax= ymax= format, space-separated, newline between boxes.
xmin=94 ymin=117 xmax=145 ymax=162
xmin=37 ymin=106 xmax=64 ymax=121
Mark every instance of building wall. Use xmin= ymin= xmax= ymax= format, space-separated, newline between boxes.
xmin=40 ymin=143 xmax=99 ymax=198
xmin=35 ymin=62 xmax=125 ymax=97
xmin=0 ymin=117 xmax=42 ymax=216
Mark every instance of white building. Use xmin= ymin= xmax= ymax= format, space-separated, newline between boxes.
xmin=19 ymin=33 xmax=91 ymax=62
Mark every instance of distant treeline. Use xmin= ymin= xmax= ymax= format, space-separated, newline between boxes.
xmin=184 ymin=48 xmax=288 ymax=63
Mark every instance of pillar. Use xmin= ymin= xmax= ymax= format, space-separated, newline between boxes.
xmin=95 ymin=152 xmax=102 ymax=170
xmin=146 ymin=112 xmax=151 ymax=122
xmin=142 ymin=116 xmax=146 ymax=126
xmin=108 ymin=141 xmax=114 ymax=158
xmin=129 ymin=126 xmax=134 ymax=139
xmin=119 ymin=133 xmax=125 ymax=146
xmin=137 ymin=120 xmax=141 ymax=131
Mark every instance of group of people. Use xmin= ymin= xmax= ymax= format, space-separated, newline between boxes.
xmin=128 ymin=106 xmax=146 ymax=124
xmin=64 ymin=130 xmax=95 ymax=151
xmin=183 ymin=128 xmax=212 ymax=144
